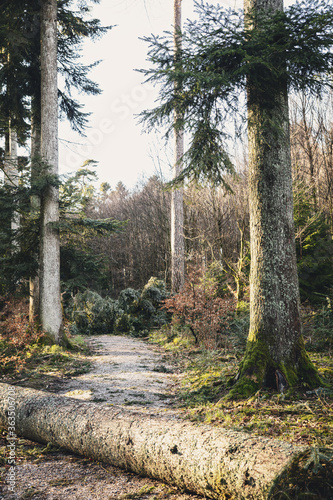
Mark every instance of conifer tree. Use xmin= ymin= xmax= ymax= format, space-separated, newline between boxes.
xmin=0 ymin=0 xmax=109 ymax=328
xmin=140 ymin=0 xmax=333 ymax=394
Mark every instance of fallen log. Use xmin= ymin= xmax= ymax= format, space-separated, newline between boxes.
xmin=0 ymin=383 xmax=332 ymax=499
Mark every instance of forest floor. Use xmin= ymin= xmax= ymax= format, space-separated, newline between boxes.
xmin=1 ymin=330 xmax=333 ymax=499
xmin=0 ymin=335 xmax=205 ymax=500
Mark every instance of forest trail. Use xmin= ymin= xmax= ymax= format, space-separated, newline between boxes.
xmin=59 ymin=335 xmax=179 ymax=413
xmin=5 ymin=335 xmax=204 ymax=500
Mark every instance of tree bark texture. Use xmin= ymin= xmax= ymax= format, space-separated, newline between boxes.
xmin=233 ymin=0 xmax=321 ymax=395
xmin=1 ymin=383 xmax=332 ymax=499
xmin=29 ymin=98 xmax=42 ymax=323
xmin=4 ymin=123 xmax=18 ymax=189
xmin=40 ymin=0 xmax=63 ymax=342
xmin=171 ymin=0 xmax=185 ymax=293
xmin=4 ymin=123 xmax=19 ymax=234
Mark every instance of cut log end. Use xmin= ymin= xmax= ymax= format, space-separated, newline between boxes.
xmin=268 ymin=447 xmax=333 ymax=499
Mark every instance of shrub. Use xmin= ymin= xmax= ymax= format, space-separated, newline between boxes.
xmin=226 ymin=301 xmax=250 ymax=352
xmin=294 ymin=185 xmax=333 ymax=304
xmin=163 ymin=266 xmax=236 ymax=349
xmin=69 ymin=278 xmax=169 ymax=337
xmin=0 ymin=298 xmax=44 ymax=374
xmin=115 ymin=278 xmax=170 ymax=337
xmin=70 ymin=290 xmax=120 ymax=336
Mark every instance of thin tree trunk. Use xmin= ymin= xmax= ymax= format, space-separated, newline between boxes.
xmin=171 ymin=0 xmax=185 ymax=293
xmin=232 ymin=0 xmax=321 ymax=396
xmin=1 ymin=383 xmax=332 ymax=500
xmin=39 ymin=0 xmax=63 ymax=343
xmin=235 ymin=223 xmax=246 ymax=307
xmin=4 ymin=122 xmax=18 ymax=189
xmin=4 ymin=121 xmax=19 ymax=233
xmin=29 ymin=100 xmax=41 ymax=323
xmin=300 ymin=97 xmax=317 ymax=208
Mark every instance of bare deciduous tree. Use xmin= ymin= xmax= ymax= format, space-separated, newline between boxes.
xmin=171 ymin=0 xmax=185 ymax=292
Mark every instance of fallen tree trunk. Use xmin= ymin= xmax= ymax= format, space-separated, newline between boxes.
xmin=0 ymin=383 xmax=332 ymax=499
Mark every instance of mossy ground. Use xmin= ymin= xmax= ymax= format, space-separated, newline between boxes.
xmin=149 ymin=319 xmax=333 ymax=449
xmin=1 ymin=301 xmax=332 ymax=496
xmin=0 ymin=298 xmax=93 ymax=388
xmin=0 ymin=331 xmax=93 ymax=390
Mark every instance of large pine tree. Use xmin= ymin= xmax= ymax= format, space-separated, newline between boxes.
xmin=140 ymin=0 xmax=333 ymax=394
xmin=233 ymin=0 xmax=320 ymax=395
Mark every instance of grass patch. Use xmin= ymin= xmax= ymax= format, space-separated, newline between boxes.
xmin=0 ymin=429 xmax=65 ymax=468
xmin=150 ymin=311 xmax=333 ymax=449
xmin=48 ymin=478 xmax=76 ymax=487
xmin=0 ymin=309 xmax=93 ymax=388
xmin=21 ymin=487 xmax=43 ymax=499
xmin=179 ymin=348 xmax=333 ymax=447
xmin=120 ymin=485 xmax=156 ymax=499
xmin=123 ymin=400 xmax=152 ymax=406
xmin=1 ymin=339 xmax=94 ymax=388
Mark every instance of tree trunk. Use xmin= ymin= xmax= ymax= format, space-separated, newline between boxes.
xmin=39 ymin=0 xmax=63 ymax=343
xmin=232 ymin=0 xmax=321 ymax=396
xmin=0 ymin=383 xmax=332 ymax=500
xmin=4 ymin=122 xmax=18 ymax=190
xmin=4 ymin=121 xmax=19 ymax=234
xmin=29 ymin=99 xmax=41 ymax=323
xmin=171 ymin=0 xmax=185 ymax=293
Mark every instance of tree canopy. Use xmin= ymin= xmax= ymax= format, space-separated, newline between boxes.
xmin=139 ymin=0 xmax=333 ymax=185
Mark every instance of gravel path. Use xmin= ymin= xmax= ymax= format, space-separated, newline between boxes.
xmin=60 ymin=335 xmax=178 ymax=412
xmin=2 ymin=335 xmax=204 ymax=500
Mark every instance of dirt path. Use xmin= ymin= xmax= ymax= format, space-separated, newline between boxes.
xmin=59 ymin=335 xmax=179 ymax=412
xmin=2 ymin=335 xmax=205 ymax=500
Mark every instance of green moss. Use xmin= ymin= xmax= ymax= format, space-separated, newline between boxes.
xmin=227 ymin=339 xmax=270 ymax=398
xmin=279 ymin=363 xmax=298 ymax=387
xmin=226 ymin=334 xmax=324 ymax=399
xmin=297 ymin=345 xmax=324 ymax=388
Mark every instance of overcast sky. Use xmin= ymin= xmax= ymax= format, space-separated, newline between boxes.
xmin=58 ymin=0 xmax=244 ymax=190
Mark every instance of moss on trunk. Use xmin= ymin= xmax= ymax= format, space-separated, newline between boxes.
xmin=229 ymin=337 xmax=322 ymax=399
xmin=234 ymin=0 xmax=323 ymax=398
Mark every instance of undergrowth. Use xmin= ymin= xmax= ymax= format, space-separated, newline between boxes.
xmin=149 ymin=303 xmax=333 ymax=449
xmin=0 ymin=298 xmax=92 ymax=384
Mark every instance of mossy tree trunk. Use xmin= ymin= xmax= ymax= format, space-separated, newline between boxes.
xmin=232 ymin=0 xmax=321 ymax=396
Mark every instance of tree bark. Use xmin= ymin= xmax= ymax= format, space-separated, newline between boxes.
xmin=171 ymin=0 xmax=185 ymax=293
xmin=29 ymin=97 xmax=41 ymax=323
xmin=4 ymin=122 xmax=18 ymax=190
xmin=4 ymin=122 xmax=20 ymax=234
xmin=231 ymin=0 xmax=322 ymax=396
xmin=39 ymin=0 xmax=63 ymax=343
xmin=0 ymin=383 xmax=332 ymax=499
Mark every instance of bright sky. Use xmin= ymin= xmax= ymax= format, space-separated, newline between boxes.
xmin=58 ymin=0 xmax=294 ymax=190
xmin=58 ymin=0 xmax=244 ymax=190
